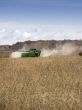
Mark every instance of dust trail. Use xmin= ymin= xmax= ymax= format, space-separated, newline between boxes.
xmin=40 ymin=43 xmax=80 ymax=57
xmin=10 ymin=44 xmax=28 ymax=58
xmin=10 ymin=42 xmax=81 ymax=58
xmin=40 ymin=49 xmax=59 ymax=57
xmin=10 ymin=51 xmax=22 ymax=58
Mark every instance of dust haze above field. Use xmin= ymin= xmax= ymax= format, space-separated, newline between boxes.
xmin=0 ymin=40 xmax=82 ymax=58
xmin=10 ymin=42 xmax=79 ymax=58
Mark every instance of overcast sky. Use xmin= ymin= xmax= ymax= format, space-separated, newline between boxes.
xmin=0 ymin=0 xmax=82 ymax=45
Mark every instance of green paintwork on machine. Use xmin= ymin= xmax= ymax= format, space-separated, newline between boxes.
xmin=21 ymin=49 xmax=41 ymax=57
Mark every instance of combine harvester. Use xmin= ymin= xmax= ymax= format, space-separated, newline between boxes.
xmin=21 ymin=49 xmax=41 ymax=57
xmin=11 ymin=49 xmax=41 ymax=58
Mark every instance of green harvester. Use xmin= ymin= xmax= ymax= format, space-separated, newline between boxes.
xmin=21 ymin=49 xmax=41 ymax=57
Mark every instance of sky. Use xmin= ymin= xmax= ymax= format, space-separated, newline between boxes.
xmin=0 ymin=0 xmax=82 ymax=45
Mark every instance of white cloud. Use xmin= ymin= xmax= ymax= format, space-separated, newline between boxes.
xmin=0 ymin=28 xmax=32 ymax=45
xmin=0 ymin=22 xmax=82 ymax=45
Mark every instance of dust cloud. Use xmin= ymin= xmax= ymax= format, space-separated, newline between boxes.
xmin=40 ymin=43 xmax=80 ymax=57
xmin=10 ymin=43 xmax=81 ymax=58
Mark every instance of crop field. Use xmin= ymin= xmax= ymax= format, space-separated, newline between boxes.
xmin=0 ymin=56 xmax=82 ymax=110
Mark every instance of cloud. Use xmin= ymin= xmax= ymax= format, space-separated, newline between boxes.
xmin=0 ymin=22 xmax=82 ymax=45
xmin=0 ymin=29 xmax=32 ymax=45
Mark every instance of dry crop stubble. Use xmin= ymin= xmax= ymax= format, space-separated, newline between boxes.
xmin=0 ymin=56 xmax=82 ymax=110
